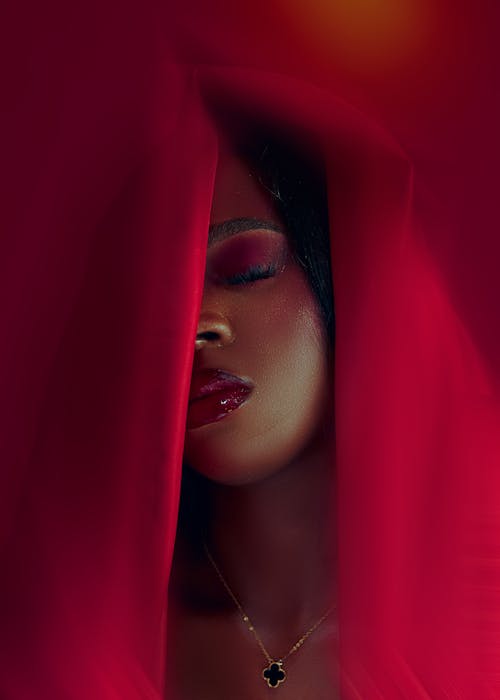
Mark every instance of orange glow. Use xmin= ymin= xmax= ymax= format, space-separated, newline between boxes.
xmin=280 ymin=0 xmax=431 ymax=72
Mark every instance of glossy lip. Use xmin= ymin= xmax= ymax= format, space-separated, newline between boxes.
xmin=187 ymin=369 xmax=254 ymax=429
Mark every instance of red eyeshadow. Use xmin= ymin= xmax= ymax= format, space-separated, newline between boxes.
xmin=209 ymin=232 xmax=287 ymax=281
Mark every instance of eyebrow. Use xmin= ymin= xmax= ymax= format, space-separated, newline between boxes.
xmin=208 ymin=217 xmax=283 ymax=245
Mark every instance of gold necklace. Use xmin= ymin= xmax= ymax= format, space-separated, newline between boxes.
xmin=203 ymin=541 xmax=335 ymax=689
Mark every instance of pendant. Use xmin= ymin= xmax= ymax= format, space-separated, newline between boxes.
xmin=262 ymin=660 xmax=286 ymax=688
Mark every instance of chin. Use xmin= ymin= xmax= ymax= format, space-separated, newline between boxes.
xmin=184 ymin=424 xmax=311 ymax=488
xmin=184 ymin=446 xmax=280 ymax=487
xmin=184 ymin=388 xmax=328 ymax=486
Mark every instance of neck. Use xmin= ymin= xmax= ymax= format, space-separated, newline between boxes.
xmin=201 ymin=430 xmax=336 ymax=636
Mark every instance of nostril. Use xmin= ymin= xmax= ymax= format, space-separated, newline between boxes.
xmin=197 ymin=331 xmax=220 ymax=342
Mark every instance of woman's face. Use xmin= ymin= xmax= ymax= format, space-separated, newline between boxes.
xmin=183 ymin=139 xmax=332 ymax=486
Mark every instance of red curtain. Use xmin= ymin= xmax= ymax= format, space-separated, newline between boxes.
xmin=1 ymin=1 xmax=499 ymax=697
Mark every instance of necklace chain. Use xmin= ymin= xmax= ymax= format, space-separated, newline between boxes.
xmin=203 ymin=541 xmax=335 ymax=665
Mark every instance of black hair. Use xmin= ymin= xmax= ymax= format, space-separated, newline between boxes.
xmin=176 ymin=129 xmax=335 ymax=553
xmin=240 ymin=130 xmax=335 ymax=347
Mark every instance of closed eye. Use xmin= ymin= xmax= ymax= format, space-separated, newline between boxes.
xmin=222 ymin=263 xmax=279 ymax=286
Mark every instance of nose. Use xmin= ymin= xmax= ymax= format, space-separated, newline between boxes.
xmin=195 ymin=312 xmax=235 ymax=350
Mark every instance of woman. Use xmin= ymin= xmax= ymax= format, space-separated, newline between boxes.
xmin=167 ymin=125 xmax=338 ymax=698
xmin=1 ymin=30 xmax=500 ymax=699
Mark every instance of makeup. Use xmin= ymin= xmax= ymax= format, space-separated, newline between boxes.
xmin=209 ymin=230 xmax=287 ymax=287
xmin=187 ymin=369 xmax=254 ymax=429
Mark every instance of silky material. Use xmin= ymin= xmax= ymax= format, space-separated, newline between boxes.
xmin=1 ymin=1 xmax=500 ymax=698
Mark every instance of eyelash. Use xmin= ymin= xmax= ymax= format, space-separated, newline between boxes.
xmin=222 ymin=263 xmax=279 ymax=286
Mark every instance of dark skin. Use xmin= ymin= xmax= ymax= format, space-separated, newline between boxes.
xmin=166 ymin=139 xmax=338 ymax=699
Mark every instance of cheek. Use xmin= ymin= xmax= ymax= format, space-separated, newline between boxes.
xmin=183 ymin=269 xmax=330 ymax=486
xmin=249 ymin=272 xmax=328 ymax=440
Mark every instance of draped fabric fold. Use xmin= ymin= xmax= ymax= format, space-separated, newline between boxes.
xmin=1 ymin=1 xmax=500 ymax=697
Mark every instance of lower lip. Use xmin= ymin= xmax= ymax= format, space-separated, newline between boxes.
xmin=186 ymin=387 xmax=252 ymax=430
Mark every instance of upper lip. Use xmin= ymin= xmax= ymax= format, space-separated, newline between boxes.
xmin=189 ymin=369 xmax=254 ymax=404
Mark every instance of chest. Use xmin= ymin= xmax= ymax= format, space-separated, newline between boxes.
xmin=165 ymin=605 xmax=339 ymax=700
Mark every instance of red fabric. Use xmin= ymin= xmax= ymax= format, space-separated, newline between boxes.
xmin=1 ymin=1 xmax=500 ymax=698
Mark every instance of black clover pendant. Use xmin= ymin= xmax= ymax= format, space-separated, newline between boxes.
xmin=262 ymin=661 xmax=286 ymax=688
